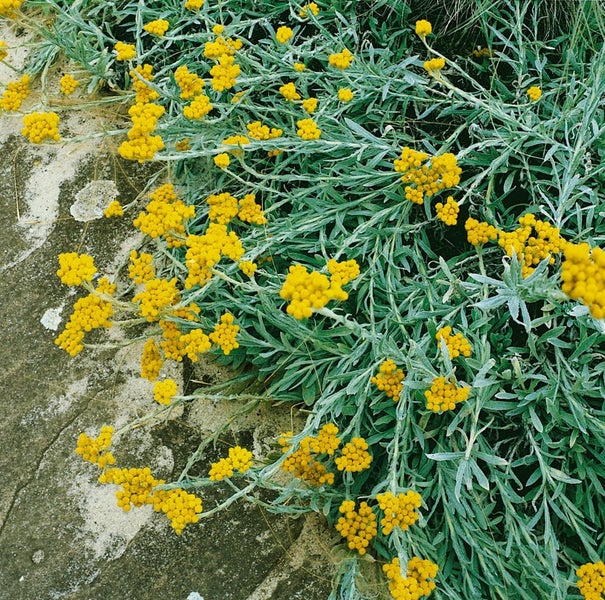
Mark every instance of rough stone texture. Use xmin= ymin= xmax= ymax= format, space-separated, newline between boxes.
xmin=0 ymin=19 xmax=334 ymax=600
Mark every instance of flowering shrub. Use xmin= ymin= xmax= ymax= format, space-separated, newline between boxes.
xmin=8 ymin=0 xmax=605 ymax=598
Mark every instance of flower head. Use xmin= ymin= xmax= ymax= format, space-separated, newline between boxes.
xmin=527 ymin=86 xmax=542 ymax=102
xmin=415 ymin=19 xmax=432 ymax=38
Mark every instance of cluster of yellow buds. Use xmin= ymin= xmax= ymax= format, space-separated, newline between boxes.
xmin=246 ymin=120 xmax=283 ymax=140
xmin=158 ymin=303 xmax=201 ymax=360
xmin=119 ymin=100 xmax=165 ymax=162
xmin=141 ymin=338 xmax=162 ymax=381
xmin=114 ymin=41 xmax=136 ymax=61
xmin=174 ymin=65 xmax=205 ymax=99
xmin=209 ymin=446 xmax=253 ymax=480
xmin=296 ymin=118 xmax=321 ymax=141
xmin=423 ymin=57 xmax=446 ymax=75
xmin=576 ymin=561 xmax=605 ymax=600
xmin=280 ymin=424 xmax=340 ymax=486
xmin=279 ymin=258 xmax=360 ymax=319
xmin=210 ymin=54 xmax=241 ymax=92
xmin=185 ymin=223 xmax=244 ymax=287
xmin=371 ymin=359 xmax=405 ymax=401
xmin=143 ymin=19 xmax=169 ymax=37
xmin=0 ymin=40 xmax=7 ymax=61
xmin=203 ymin=32 xmax=242 ymax=59
xmin=376 ymin=490 xmax=422 ymax=534
xmin=207 ymin=192 xmax=239 ymax=224
xmin=527 ymin=86 xmax=542 ymax=102
xmin=183 ymin=93 xmax=213 ymax=120
xmin=179 ymin=328 xmax=211 ymax=361
xmin=56 ymin=252 xmax=96 ymax=286
xmin=239 ymin=260 xmax=257 ymax=277
xmin=151 ymin=487 xmax=203 ymax=534
xmin=329 ymin=48 xmax=354 ymax=69
xmin=22 ymin=111 xmax=60 ymax=143
xmin=133 ymin=277 xmax=180 ymax=321
xmin=561 ymin=242 xmax=605 ymax=319
xmin=60 ymin=73 xmax=79 ymax=95
xmin=130 ymin=64 xmax=160 ymax=104
xmin=383 ymin=557 xmax=438 ymax=600
xmin=153 ymin=378 xmax=178 ymax=405
xmin=75 ymin=425 xmax=115 ymax=468
xmin=55 ymin=277 xmax=116 ymax=356
xmin=279 ymin=81 xmax=301 ymax=101
xmin=133 ymin=183 xmax=195 ymax=247
xmin=498 ymin=213 xmax=564 ymax=277
xmin=394 ymin=148 xmax=461 ymax=205
xmin=0 ymin=74 xmax=30 ymax=111
xmin=128 ymin=250 xmax=155 ymax=284
xmin=338 ymin=87 xmax=354 ymax=102
xmin=103 ymin=199 xmax=124 ymax=218
xmin=465 ymin=217 xmax=498 ymax=245
xmin=299 ymin=2 xmax=319 ymax=18
xmin=302 ymin=97 xmax=318 ymax=113
xmin=335 ymin=437 xmax=372 ymax=472
xmin=276 ymin=26 xmax=293 ymax=44
xmin=237 ymin=193 xmax=267 ymax=225
xmin=185 ymin=0 xmax=203 ymax=10
xmin=335 ymin=500 xmax=378 ymax=555
xmin=434 ymin=196 xmax=459 ymax=225
xmin=415 ymin=19 xmax=432 ymax=38
xmin=435 ymin=326 xmax=472 ymax=359
xmin=209 ymin=313 xmax=240 ymax=355
xmin=424 ymin=376 xmax=470 ymax=412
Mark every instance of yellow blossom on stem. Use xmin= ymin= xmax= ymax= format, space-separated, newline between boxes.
xmin=214 ymin=152 xmax=230 ymax=169
xmin=128 ymin=250 xmax=155 ymax=284
xmin=423 ymin=57 xmax=446 ymax=74
xmin=299 ymin=2 xmax=319 ymax=18
xmin=302 ymin=97 xmax=318 ymax=113
xmin=114 ymin=41 xmax=136 ymax=61
xmin=276 ymin=26 xmax=293 ymax=44
xmin=576 ymin=561 xmax=605 ymax=600
xmin=75 ymin=425 xmax=115 ymax=468
xmin=371 ymin=359 xmax=405 ymax=400
xmin=465 ymin=217 xmax=498 ymax=245
xmin=335 ymin=500 xmax=378 ymax=555
xmin=183 ymin=94 xmax=213 ymax=119
xmin=133 ymin=277 xmax=180 ymax=321
xmin=238 ymin=193 xmax=266 ymax=224
xmin=376 ymin=490 xmax=422 ymax=534
xmin=209 ymin=313 xmax=240 ymax=355
xmin=309 ymin=423 xmax=340 ymax=455
xmin=174 ymin=65 xmax=205 ymax=99
xmin=435 ymin=326 xmax=472 ymax=358
xmin=294 ymin=62 xmax=306 ymax=72
xmin=152 ymin=488 xmax=203 ymax=534
xmin=57 ymin=253 xmax=97 ymax=286
xmin=130 ymin=64 xmax=160 ymax=103
xmin=280 ymin=264 xmax=334 ymax=318
xmin=383 ymin=557 xmax=438 ymax=600
xmin=210 ymin=54 xmax=240 ymax=91
xmin=0 ymin=0 xmax=22 ymax=17
xmin=153 ymin=378 xmax=178 ymax=405
xmin=435 ymin=195 xmax=459 ymax=225
xmin=0 ymin=74 xmax=30 ymax=111
xmin=143 ymin=19 xmax=169 ymax=37
xmin=279 ymin=81 xmax=301 ymax=101
xmin=329 ymin=48 xmax=354 ymax=69
xmin=415 ymin=19 xmax=432 ymax=38
xmin=238 ymin=260 xmax=257 ymax=277
xmin=527 ymin=86 xmax=542 ymax=102
xmin=60 ymin=74 xmax=79 ymax=95
xmin=185 ymin=0 xmax=204 ymax=10
xmin=141 ymin=338 xmax=162 ymax=381
xmin=179 ymin=328 xmax=212 ymax=361
xmin=209 ymin=446 xmax=253 ymax=480
xmin=103 ymin=200 xmax=123 ymax=218
xmin=424 ymin=376 xmax=470 ymax=412
xmin=335 ymin=437 xmax=372 ymax=472
xmin=338 ymin=87 xmax=354 ymax=102
xmin=296 ymin=118 xmax=321 ymax=140
xmin=207 ymin=192 xmax=239 ymax=224
xmin=22 ymin=112 xmax=60 ymax=143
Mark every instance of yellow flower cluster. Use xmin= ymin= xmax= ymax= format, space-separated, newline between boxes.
xmin=296 ymin=118 xmax=321 ymax=140
xmin=561 ymin=242 xmax=605 ymax=319
xmin=338 ymin=87 xmax=354 ymax=102
xmin=498 ymin=213 xmax=564 ymax=277
xmin=415 ymin=19 xmax=433 ymax=38
xmin=527 ymin=86 xmax=542 ymax=102
xmin=119 ymin=101 xmax=165 ymax=162
xmin=280 ymin=259 xmax=359 ymax=319
xmin=299 ymin=2 xmax=319 ymax=18
xmin=239 ymin=260 xmax=257 ymax=276
xmin=174 ymin=65 xmax=205 ymax=99
xmin=133 ymin=277 xmax=180 ymax=321
xmin=302 ymin=97 xmax=318 ymax=113
xmin=100 ymin=466 xmax=159 ymax=510
xmin=383 ymin=557 xmax=438 ymax=600
xmin=103 ymin=200 xmax=124 ymax=218
xmin=577 ymin=561 xmax=605 ymax=600
xmin=133 ymin=183 xmax=195 ymax=247
xmin=151 ymin=488 xmax=203 ymax=535
xmin=185 ymin=0 xmax=203 ymax=9
xmin=279 ymin=81 xmax=301 ymax=101
xmin=376 ymin=490 xmax=422 ymax=535
xmin=55 ymin=278 xmax=116 ymax=356
xmin=159 ymin=303 xmax=201 ymax=360
xmin=394 ymin=148 xmax=461 ymax=205
xmin=276 ymin=26 xmax=293 ymax=44
xmin=185 ymin=223 xmax=244 ymax=287
xmin=209 ymin=313 xmax=240 ymax=355
xmin=327 ymin=258 xmax=360 ymax=286
xmin=183 ymin=93 xmax=213 ymax=119
xmin=207 ymin=192 xmax=239 ymax=224
xmin=0 ymin=0 xmax=22 ymax=16
xmin=180 ymin=328 xmax=211 ymax=361
xmin=22 ymin=112 xmax=61 ymax=143
xmin=335 ymin=438 xmax=372 ymax=472
xmin=464 ymin=217 xmax=498 ymax=245
xmin=280 ymin=424 xmax=340 ymax=486
xmin=153 ymin=378 xmax=178 ymax=405
xmin=128 ymin=250 xmax=155 ymax=284
xmin=130 ymin=64 xmax=159 ymax=104
xmin=329 ymin=48 xmax=354 ymax=69
xmin=435 ymin=326 xmax=472 ymax=359
xmin=222 ymin=134 xmax=250 ymax=155
xmin=246 ymin=120 xmax=282 ymax=140
xmin=424 ymin=376 xmax=470 ymax=412
xmin=0 ymin=74 xmax=30 ymax=111
xmin=60 ymin=74 xmax=79 ymax=95
xmin=294 ymin=62 xmax=306 ymax=72
xmin=237 ymin=194 xmax=266 ymax=224
xmin=141 ymin=338 xmax=162 ymax=381
xmin=204 ymin=35 xmax=242 ymax=59
xmin=210 ymin=54 xmax=240 ymax=92
xmin=371 ymin=359 xmax=405 ymax=401
xmin=143 ymin=19 xmax=169 ymax=37
xmin=209 ymin=446 xmax=253 ymax=480
xmin=57 ymin=252 xmax=96 ymax=286
xmin=214 ymin=152 xmax=230 ymax=169
xmin=0 ymin=40 xmax=7 ymax=61
xmin=335 ymin=500 xmax=378 ymax=555
xmin=114 ymin=41 xmax=136 ymax=61
xmin=423 ymin=57 xmax=446 ymax=74
xmin=75 ymin=425 xmax=115 ymax=468
xmin=434 ymin=196 xmax=459 ymax=225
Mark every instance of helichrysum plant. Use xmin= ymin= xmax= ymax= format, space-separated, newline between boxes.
xmin=10 ymin=0 xmax=605 ymax=597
